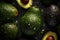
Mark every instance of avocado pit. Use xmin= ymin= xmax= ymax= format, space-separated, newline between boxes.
xmin=42 ymin=31 xmax=57 ymax=40
xmin=21 ymin=0 xmax=29 ymax=5
xmin=46 ymin=35 xmax=55 ymax=40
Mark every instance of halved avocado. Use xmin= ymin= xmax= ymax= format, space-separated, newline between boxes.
xmin=42 ymin=31 xmax=57 ymax=40
xmin=20 ymin=6 xmax=42 ymax=35
xmin=0 ymin=22 xmax=18 ymax=40
xmin=16 ymin=0 xmax=32 ymax=9
xmin=0 ymin=2 xmax=18 ymax=22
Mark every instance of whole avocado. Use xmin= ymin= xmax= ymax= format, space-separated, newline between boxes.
xmin=0 ymin=2 xmax=18 ymax=22
xmin=20 ymin=6 xmax=42 ymax=35
xmin=44 ymin=5 xmax=59 ymax=26
xmin=0 ymin=21 xmax=18 ymax=40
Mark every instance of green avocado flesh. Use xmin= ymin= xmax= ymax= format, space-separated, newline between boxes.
xmin=20 ymin=6 xmax=42 ymax=35
xmin=0 ymin=3 xmax=18 ymax=22
xmin=0 ymin=23 xmax=18 ymax=40
xmin=42 ymin=31 xmax=57 ymax=40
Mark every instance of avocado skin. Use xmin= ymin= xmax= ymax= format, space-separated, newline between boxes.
xmin=44 ymin=5 xmax=59 ymax=27
xmin=0 ymin=22 xmax=18 ymax=40
xmin=0 ymin=3 xmax=18 ymax=22
xmin=20 ymin=6 xmax=42 ymax=35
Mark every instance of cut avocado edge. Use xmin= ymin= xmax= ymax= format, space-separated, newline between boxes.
xmin=42 ymin=31 xmax=58 ymax=40
xmin=16 ymin=0 xmax=32 ymax=9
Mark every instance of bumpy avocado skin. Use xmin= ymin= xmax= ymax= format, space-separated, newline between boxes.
xmin=0 ymin=3 xmax=18 ymax=22
xmin=0 ymin=22 xmax=18 ymax=40
xmin=20 ymin=6 xmax=42 ymax=35
xmin=44 ymin=5 xmax=59 ymax=27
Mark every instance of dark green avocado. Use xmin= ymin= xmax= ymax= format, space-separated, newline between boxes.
xmin=42 ymin=31 xmax=57 ymax=40
xmin=0 ymin=22 xmax=18 ymax=40
xmin=44 ymin=5 xmax=59 ymax=26
xmin=20 ymin=6 xmax=42 ymax=35
xmin=0 ymin=3 xmax=18 ymax=22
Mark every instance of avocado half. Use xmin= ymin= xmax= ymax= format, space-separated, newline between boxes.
xmin=16 ymin=0 xmax=32 ymax=9
xmin=0 ymin=22 xmax=18 ymax=40
xmin=42 ymin=31 xmax=57 ymax=40
xmin=0 ymin=3 xmax=18 ymax=22
xmin=20 ymin=6 xmax=42 ymax=35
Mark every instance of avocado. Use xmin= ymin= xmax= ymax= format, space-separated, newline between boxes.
xmin=20 ymin=6 xmax=42 ymax=35
xmin=42 ymin=31 xmax=57 ymax=40
xmin=0 ymin=22 xmax=18 ymax=40
xmin=44 ymin=5 xmax=59 ymax=26
xmin=16 ymin=0 xmax=32 ymax=9
xmin=0 ymin=3 xmax=18 ymax=22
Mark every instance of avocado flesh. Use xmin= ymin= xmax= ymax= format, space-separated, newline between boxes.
xmin=0 ymin=23 xmax=18 ymax=40
xmin=0 ymin=3 xmax=18 ymax=22
xmin=20 ymin=6 xmax=42 ymax=35
xmin=42 ymin=31 xmax=57 ymax=40
xmin=16 ymin=0 xmax=32 ymax=9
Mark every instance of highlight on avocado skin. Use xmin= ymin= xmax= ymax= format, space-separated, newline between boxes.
xmin=0 ymin=2 xmax=18 ymax=22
